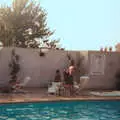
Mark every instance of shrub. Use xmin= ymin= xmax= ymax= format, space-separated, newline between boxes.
xmin=9 ymin=49 xmax=20 ymax=83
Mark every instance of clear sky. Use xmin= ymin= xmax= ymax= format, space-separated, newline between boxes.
xmin=1 ymin=0 xmax=120 ymax=50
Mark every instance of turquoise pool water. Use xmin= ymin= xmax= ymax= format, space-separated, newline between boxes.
xmin=0 ymin=101 xmax=120 ymax=120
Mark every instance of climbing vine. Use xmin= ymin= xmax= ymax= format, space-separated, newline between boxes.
xmin=9 ymin=49 xmax=20 ymax=84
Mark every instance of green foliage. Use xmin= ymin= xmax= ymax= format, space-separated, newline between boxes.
xmin=77 ymin=53 xmax=86 ymax=76
xmin=9 ymin=49 xmax=20 ymax=83
xmin=0 ymin=0 xmax=58 ymax=48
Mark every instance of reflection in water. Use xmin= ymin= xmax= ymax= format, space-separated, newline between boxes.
xmin=0 ymin=101 xmax=120 ymax=120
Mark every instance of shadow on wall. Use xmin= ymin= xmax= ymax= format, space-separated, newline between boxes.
xmin=115 ymin=68 xmax=120 ymax=90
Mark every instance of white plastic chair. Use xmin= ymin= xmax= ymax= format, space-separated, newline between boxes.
xmin=74 ymin=76 xmax=89 ymax=95
xmin=19 ymin=77 xmax=31 ymax=87
xmin=13 ymin=77 xmax=31 ymax=93
xmin=48 ymin=82 xmax=61 ymax=95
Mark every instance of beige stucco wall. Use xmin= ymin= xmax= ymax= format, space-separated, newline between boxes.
xmin=0 ymin=48 xmax=120 ymax=90
xmin=0 ymin=48 xmax=68 ymax=87
xmin=0 ymin=48 xmax=88 ymax=87
xmin=85 ymin=51 xmax=120 ymax=90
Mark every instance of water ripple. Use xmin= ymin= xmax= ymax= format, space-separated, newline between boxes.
xmin=0 ymin=101 xmax=120 ymax=120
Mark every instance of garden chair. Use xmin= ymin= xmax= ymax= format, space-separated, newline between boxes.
xmin=48 ymin=82 xmax=62 ymax=95
xmin=13 ymin=76 xmax=31 ymax=93
xmin=73 ymin=76 xmax=89 ymax=95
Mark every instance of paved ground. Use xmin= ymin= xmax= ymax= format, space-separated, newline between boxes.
xmin=0 ymin=88 xmax=120 ymax=104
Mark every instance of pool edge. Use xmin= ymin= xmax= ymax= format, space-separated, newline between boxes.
xmin=0 ymin=96 xmax=120 ymax=104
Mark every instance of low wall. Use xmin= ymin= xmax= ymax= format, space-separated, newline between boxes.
xmin=0 ymin=48 xmax=69 ymax=87
xmin=85 ymin=51 xmax=120 ymax=90
xmin=0 ymin=48 xmax=119 ymax=90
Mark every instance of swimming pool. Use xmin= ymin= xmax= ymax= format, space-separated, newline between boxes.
xmin=0 ymin=101 xmax=120 ymax=120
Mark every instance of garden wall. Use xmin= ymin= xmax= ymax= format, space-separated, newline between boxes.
xmin=0 ymin=47 xmax=119 ymax=90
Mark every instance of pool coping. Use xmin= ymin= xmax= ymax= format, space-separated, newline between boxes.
xmin=0 ymin=89 xmax=120 ymax=104
xmin=0 ymin=96 xmax=120 ymax=104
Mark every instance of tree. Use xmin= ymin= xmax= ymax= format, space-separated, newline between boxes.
xmin=0 ymin=0 xmax=60 ymax=48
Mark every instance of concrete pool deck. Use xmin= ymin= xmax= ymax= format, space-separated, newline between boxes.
xmin=0 ymin=88 xmax=120 ymax=104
